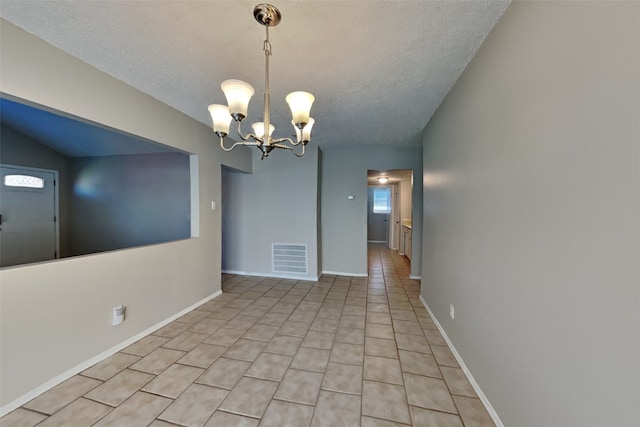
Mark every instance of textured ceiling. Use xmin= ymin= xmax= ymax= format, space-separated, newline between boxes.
xmin=0 ymin=1 xmax=510 ymax=149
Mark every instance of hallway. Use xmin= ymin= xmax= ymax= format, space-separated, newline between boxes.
xmin=2 ymin=244 xmax=494 ymax=426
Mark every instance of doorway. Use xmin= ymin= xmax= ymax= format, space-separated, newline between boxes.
xmin=1 ymin=164 xmax=59 ymax=267
xmin=367 ymin=169 xmax=413 ymax=259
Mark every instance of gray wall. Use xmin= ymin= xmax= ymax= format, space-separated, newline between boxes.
xmin=0 ymin=20 xmax=251 ymax=409
xmin=420 ymin=2 xmax=640 ymax=426
xmin=221 ymin=146 xmax=320 ymax=280
xmin=1 ymin=124 xmax=72 ymax=257
xmin=321 ymin=147 xmax=422 ymax=277
xmin=70 ymin=152 xmax=190 ymax=256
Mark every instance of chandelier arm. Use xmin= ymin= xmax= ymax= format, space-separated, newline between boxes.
xmin=271 ymin=142 xmax=306 ymax=157
xmin=271 ymin=136 xmax=302 ymax=147
xmin=236 ymin=119 xmax=263 ymax=144
xmin=219 ymin=136 xmax=259 ymax=152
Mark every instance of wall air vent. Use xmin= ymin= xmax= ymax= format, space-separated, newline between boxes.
xmin=272 ymin=243 xmax=308 ymax=275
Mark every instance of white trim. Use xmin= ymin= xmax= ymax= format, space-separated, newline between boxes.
xmin=409 ymin=275 xmax=421 ymax=280
xmin=321 ymin=270 xmax=368 ymax=277
xmin=419 ymin=295 xmax=504 ymax=427
xmin=367 ymin=240 xmax=386 ymax=243
xmin=189 ymin=154 xmax=200 ymax=238
xmin=0 ymin=290 xmax=222 ymax=417
xmin=222 ymin=269 xmax=319 ymax=282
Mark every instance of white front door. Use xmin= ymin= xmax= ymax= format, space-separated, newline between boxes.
xmin=1 ymin=165 xmax=58 ymax=267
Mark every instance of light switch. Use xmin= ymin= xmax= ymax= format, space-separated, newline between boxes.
xmin=347 ymin=194 xmax=355 ymax=200
xmin=211 ymin=201 xmax=216 ymax=210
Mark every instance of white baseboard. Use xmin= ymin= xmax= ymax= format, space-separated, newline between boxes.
xmin=367 ymin=240 xmax=386 ymax=243
xmin=222 ymin=269 xmax=319 ymax=282
xmin=0 ymin=290 xmax=222 ymax=417
xmin=321 ymin=270 xmax=368 ymax=278
xmin=409 ymin=275 xmax=421 ymax=280
xmin=419 ymin=295 xmax=504 ymax=427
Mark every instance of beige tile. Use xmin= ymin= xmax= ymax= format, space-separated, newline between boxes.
xmin=242 ymin=324 xmax=280 ymax=342
xmin=280 ymin=295 xmax=304 ymax=304
xmin=258 ymin=312 xmax=289 ymax=326
xmin=36 ymin=397 xmax=111 ymax=427
xmin=262 ymin=334 xmax=302 ymax=357
xmin=93 ymin=392 xmax=171 ymax=427
xmin=177 ymin=343 xmax=227 ymax=369
xmin=129 ymin=348 xmax=185 ymax=374
xmin=452 ymin=395 xmax=496 ymax=427
xmin=310 ymin=391 xmax=361 ymax=427
xmin=208 ymin=307 xmax=242 ymax=320
xmin=85 ymin=369 xmax=154 ymax=406
xmin=204 ymin=411 xmax=258 ymax=427
xmin=301 ymin=330 xmax=335 ymax=350
xmin=142 ymin=364 xmax=204 ymax=399
xmin=196 ymin=357 xmax=250 ymax=389
xmin=316 ymin=307 xmax=342 ymax=319
xmin=390 ymin=309 xmax=417 ymax=321
xmin=24 ymin=375 xmax=102 ymax=414
xmin=241 ymin=305 xmax=271 ymax=318
xmin=269 ymin=302 xmax=298 ymax=314
xmin=365 ymin=337 xmax=398 ymax=358
xmin=432 ymin=345 xmax=459 ymax=367
xmin=441 ymin=366 xmax=477 ymax=397
xmin=360 ymin=416 xmax=408 ymax=427
xmin=289 ymin=310 xmax=317 ymax=323
xmin=410 ymin=406 xmax=464 ymax=427
xmin=225 ymin=315 xmax=260 ymax=330
xmin=218 ymin=377 xmax=278 ymax=418
xmin=224 ymin=298 xmax=254 ymax=309
xmin=321 ymin=362 xmax=363 ymax=395
xmin=223 ymin=338 xmax=267 ymax=362
xmin=274 ymin=369 xmax=323 ymax=405
xmin=278 ymin=320 xmax=311 ymax=337
xmin=0 ymin=408 xmax=47 ymax=427
xmin=424 ymin=329 xmax=447 ymax=346
xmin=310 ymin=317 xmax=340 ymax=333
xmin=121 ymin=335 xmax=170 ymax=357
xmin=398 ymin=350 xmax=442 ymax=379
xmin=404 ymin=373 xmax=457 ymax=414
xmin=158 ymin=384 xmax=227 ymax=427
xmin=81 ymin=352 xmax=141 ymax=380
xmin=148 ymin=420 xmax=182 ymax=427
xmin=367 ymin=304 xmax=390 ymax=313
xmin=365 ymin=323 xmax=395 ymax=340
xmin=203 ymin=327 xmax=245 ymax=346
xmin=363 ymin=355 xmax=403 ymax=385
xmin=361 ymin=380 xmax=411 ymax=424
xmin=392 ymin=319 xmax=423 ymax=336
xmin=260 ymin=400 xmax=314 ymax=427
xmin=245 ymin=353 xmax=292 ymax=381
xmin=153 ymin=322 xmax=193 ymax=338
xmin=177 ymin=310 xmax=210 ymax=324
xmin=335 ymin=327 xmax=365 ymax=345
xmin=329 ymin=342 xmax=364 ymax=365
xmin=162 ymin=331 xmax=209 ymax=352
xmin=189 ymin=317 xmax=227 ymax=334
xmin=418 ymin=316 xmax=438 ymax=330
xmin=289 ymin=347 xmax=330 ymax=373
xmin=339 ymin=315 xmax=366 ymax=329
xmin=395 ymin=333 xmax=431 ymax=354
xmin=342 ymin=305 xmax=366 ymax=316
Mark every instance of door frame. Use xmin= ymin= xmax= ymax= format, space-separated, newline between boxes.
xmin=1 ymin=163 xmax=60 ymax=262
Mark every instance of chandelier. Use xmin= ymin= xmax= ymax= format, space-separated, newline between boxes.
xmin=208 ymin=4 xmax=315 ymax=159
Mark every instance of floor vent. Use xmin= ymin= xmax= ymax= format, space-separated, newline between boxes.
xmin=272 ymin=243 xmax=308 ymax=275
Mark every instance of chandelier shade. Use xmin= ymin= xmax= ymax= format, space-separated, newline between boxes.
xmin=221 ymin=79 xmax=255 ymax=120
xmin=286 ymin=91 xmax=315 ymax=128
xmin=207 ymin=3 xmax=316 ymax=159
xmin=208 ymin=104 xmax=232 ymax=136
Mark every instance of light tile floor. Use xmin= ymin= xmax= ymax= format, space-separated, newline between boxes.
xmin=1 ymin=244 xmax=495 ymax=427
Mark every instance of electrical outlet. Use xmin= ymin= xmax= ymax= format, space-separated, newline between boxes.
xmin=450 ymin=304 xmax=455 ymax=320
xmin=112 ymin=305 xmax=126 ymax=326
